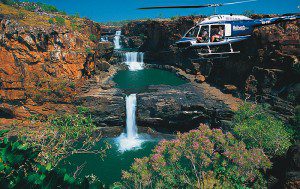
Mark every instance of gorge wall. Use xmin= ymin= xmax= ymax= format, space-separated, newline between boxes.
xmin=0 ymin=3 xmax=113 ymax=122
xmin=122 ymin=15 xmax=300 ymax=122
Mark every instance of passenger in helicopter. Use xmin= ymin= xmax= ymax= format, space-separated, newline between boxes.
xmin=211 ymin=26 xmax=224 ymax=42
xmin=196 ymin=27 xmax=209 ymax=43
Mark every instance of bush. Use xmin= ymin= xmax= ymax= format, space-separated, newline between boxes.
xmin=122 ymin=125 xmax=271 ymax=189
xmin=232 ymin=103 xmax=292 ymax=157
xmin=0 ymin=0 xmax=16 ymax=6
xmin=85 ymin=47 xmax=92 ymax=54
xmin=17 ymin=11 xmax=25 ymax=19
xmin=89 ymin=34 xmax=97 ymax=42
xmin=55 ymin=16 xmax=65 ymax=26
xmin=0 ymin=130 xmax=99 ymax=188
xmin=23 ymin=4 xmax=36 ymax=11
xmin=48 ymin=18 xmax=54 ymax=24
xmin=18 ymin=107 xmax=106 ymax=167
xmin=36 ymin=2 xmax=58 ymax=13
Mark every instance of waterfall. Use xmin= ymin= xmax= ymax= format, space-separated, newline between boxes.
xmin=116 ymin=94 xmax=142 ymax=152
xmin=114 ymin=31 xmax=121 ymax=49
xmin=126 ymin=94 xmax=138 ymax=138
xmin=124 ymin=52 xmax=144 ymax=71
xmin=115 ymin=51 xmax=146 ymax=151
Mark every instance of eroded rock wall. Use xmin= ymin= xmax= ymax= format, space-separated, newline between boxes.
xmin=0 ymin=7 xmax=113 ymax=120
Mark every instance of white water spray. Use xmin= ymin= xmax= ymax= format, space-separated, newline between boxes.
xmin=114 ymin=31 xmax=122 ymax=49
xmin=116 ymin=94 xmax=143 ymax=152
xmin=124 ymin=52 xmax=144 ymax=71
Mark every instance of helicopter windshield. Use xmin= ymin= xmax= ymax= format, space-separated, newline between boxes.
xmin=185 ymin=26 xmax=200 ymax=38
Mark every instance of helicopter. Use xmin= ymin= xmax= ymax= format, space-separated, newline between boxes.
xmin=139 ymin=0 xmax=300 ymax=58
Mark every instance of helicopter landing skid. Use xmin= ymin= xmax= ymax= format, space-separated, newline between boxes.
xmin=196 ymin=43 xmax=240 ymax=59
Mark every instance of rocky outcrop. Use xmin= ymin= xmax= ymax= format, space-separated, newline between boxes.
xmin=0 ymin=3 xmax=114 ymax=120
xmin=137 ymin=83 xmax=240 ymax=132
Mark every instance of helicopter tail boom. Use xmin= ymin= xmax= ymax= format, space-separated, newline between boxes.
xmin=253 ymin=14 xmax=300 ymax=27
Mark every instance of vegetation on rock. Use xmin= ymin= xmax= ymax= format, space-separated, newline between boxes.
xmin=121 ymin=124 xmax=271 ymax=189
xmin=231 ymin=103 xmax=293 ymax=157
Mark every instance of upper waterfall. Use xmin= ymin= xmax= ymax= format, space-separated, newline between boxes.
xmin=114 ymin=31 xmax=122 ymax=49
xmin=124 ymin=52 xmax=144 ymax=71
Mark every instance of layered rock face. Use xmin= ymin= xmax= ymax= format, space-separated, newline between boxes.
xmin=137 ymin=84 xmax=240 ymax=132
xmin=0 ymin=3 xmax=113 ymax=120
xmin=122 ymin=15 xmax=300 ymax=121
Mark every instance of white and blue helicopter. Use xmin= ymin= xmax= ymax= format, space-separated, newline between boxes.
xmin=139 ymin=0 xmax=300 ymax=58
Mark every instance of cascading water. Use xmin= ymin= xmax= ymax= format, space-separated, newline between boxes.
xmin=124 ymin=52 xmax=144 ymax=71
xmin=126 ymin=94 xmax=138 ymax=139
xmin=115 ymin=51 xmax=146 ymax=152
xmin=116 ymin=94 xmax=143 ymax=152
xmin=113 ymin=31 xmax=122 ymax=49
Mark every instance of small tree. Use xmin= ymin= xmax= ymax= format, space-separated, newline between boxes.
xmin=122 ymin=125 xmax=271 ymax=189
xmin=232 ymin=103 xmax=292 ymax=157
xmin=89 ymin=34 xmax=97 ymax=42
xmin=0 ymin=130 xmax=102 ymax=188
xmin=55 ymin=16 xmax=65 ymax=26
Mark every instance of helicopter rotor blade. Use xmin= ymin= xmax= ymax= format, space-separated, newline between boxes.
xmin=138 ymin=5 xmax=210 ymax=10
xmin=138 ymin=0 xmax=257 ymax=10
xmin=222 ymin=0 xmax=257 ymax=6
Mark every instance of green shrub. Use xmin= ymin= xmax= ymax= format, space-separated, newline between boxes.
xmin=122 ymin=124 xmax=271 ymax=188
xmin=23 ymin=4 xmax=36 ymax=12
xmin=17 ymin=11 xmax=25 ymax=19
xmin=19 ymin=108 xmax=106 ymax=167
xmin=89 ymin=34 xmax=97 ymax=42
xmin=36 ymin=2 xmax=58 ymax=13
xmin=48 ymin=18 xmax=54 ymax=24
xmin=0 ymin=130 xmax=101 ymax=188
xmin=85 ymin=47 xmax=92 ymax=54
xmin=0 ymin=0 xmax=16 ymax=6
xmin=232 ymin=103 xmax=292 ymax=157
xmin=55 ymin=16 xmax=65 ymax=26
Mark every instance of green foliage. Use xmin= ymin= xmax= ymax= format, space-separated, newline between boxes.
xmin=48 ymin=17 xmax=54 ymax=24
xmin=122 ymin=125 xmax=271 ymax=189
xmin=19 ymin=108 xmax=106 ymax=167
xmin=85 ymin=47 xmax=92 ymax=54
xmin=292 ymin=105 xmax=300 ymax=141
xmin=36 ymin=2 xmax=58 ymax=13
xmin=0 ymin=130 xmax=96 ymax=188
xmin=23 ymin=4 xmax=35 ymax=11
xmin=0 ymin=0 xmax=17 ymax=6
xmin=232 ymin=103 xmax=292 ymax=157
xmin=55 ymin=16 xmax=65 ymax=26
xmin=89 ymin=34 xmax=97 ymax=42
xmin=170 ymin=15 xmax=180 ymax=21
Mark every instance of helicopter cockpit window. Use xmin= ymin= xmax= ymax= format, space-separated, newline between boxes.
xmin=211 ymin=25 xmax=225 ymax=42
xmin=196 ymin=25 xmax=209 ymax=43
xmin=185 ymin=26 xmax=200 ymax=38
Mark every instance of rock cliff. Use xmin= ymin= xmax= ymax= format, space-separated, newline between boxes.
xmin=0 ymin=3 xmax=113 ymax=121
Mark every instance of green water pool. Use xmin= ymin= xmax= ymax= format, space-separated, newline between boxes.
xmin=59 ymin=137 xmax=158 ymax=186
xmin=113 ymin=68 xmax=187 ymax=93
